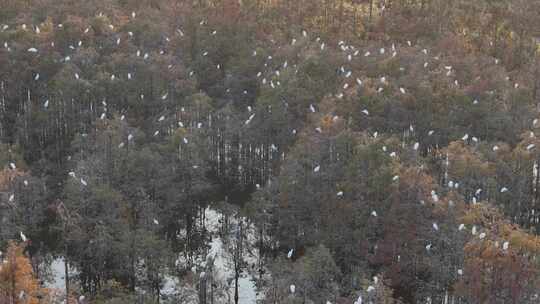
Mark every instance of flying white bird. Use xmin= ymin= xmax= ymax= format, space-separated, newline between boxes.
xmin=158 ymin=115 xmax=165 ymax=122
xmin=153 ymin=219 xmax=159 ymax=225
xmin=27 ymin=47 xmax=38 ymax=53
xmin=392 ymin=175 xmax=399 ymax=181
xmin=428 ymin=130 xmax=435 ymax=136
xmin=425 ymin=244 xmax=432 ymax=251
xmin=337 ymin=191 xmax=344 ymax=197
xmin=492 ymin=145 xmax=499 ymax=151
xmin=314 ymin=165 xmax=320 ymax=173
xmin=458 ymin=224 xmax=465 ymax=231
xmin=361 ymin=109 xmax=369 ymax=115
xmin=80 ymin=178 xmax=87 ymax=186
xmin=399 ymin=87 xmax=406 ymax=94
xmin=154 ymin=130 xmax=160 ymax=136
xmin=527 ymin=144 xmax=535 ymax=150
xmin=500 ymin=187 xmax=508 ymax=193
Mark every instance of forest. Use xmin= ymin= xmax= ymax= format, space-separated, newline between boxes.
xmin=0 ymin=0 xmax=539 ymax=303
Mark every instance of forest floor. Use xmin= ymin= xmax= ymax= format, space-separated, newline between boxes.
xmin=44 ymin=207 xmax=265 ymax=304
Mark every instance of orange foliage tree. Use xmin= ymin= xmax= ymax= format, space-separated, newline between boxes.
xmin=0 ymin=242 xmax=50 ymax=304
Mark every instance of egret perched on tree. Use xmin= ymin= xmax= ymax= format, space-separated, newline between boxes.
xmin=287 ymin=249 xmax=293 ymax=259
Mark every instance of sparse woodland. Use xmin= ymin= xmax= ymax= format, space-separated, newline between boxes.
xmin=0 ymin=0 xmax=539 ymax=303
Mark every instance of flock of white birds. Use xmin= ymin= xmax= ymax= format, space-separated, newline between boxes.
xmin=0 ymin=9 xmax=532 ymax=303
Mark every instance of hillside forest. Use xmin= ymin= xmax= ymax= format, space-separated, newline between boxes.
xmin=0 ymin=0 xmax=540 ymax=303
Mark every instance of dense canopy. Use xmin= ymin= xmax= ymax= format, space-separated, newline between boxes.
xmin=0 ymin=0 xmax=539 ymax=303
